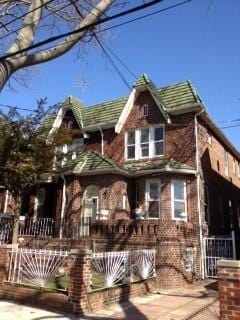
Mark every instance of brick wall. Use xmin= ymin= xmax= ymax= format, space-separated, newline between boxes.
xmin=218 ymin=260 xmax=240 ymax=320
xmin=198 ymin=120 xmax=240 ymax=236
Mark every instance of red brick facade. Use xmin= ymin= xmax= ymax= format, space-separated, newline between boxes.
xmin=218 ymin=260 xmax=240 ymax=320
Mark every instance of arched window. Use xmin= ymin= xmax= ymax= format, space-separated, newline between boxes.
xmin=83 ymin=185 xmax=99 ymax=219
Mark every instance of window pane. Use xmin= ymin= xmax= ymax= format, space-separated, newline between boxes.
xmin=148 ymin=201 xmax=159 ymax=218
xmin=141 ymin=145 xmax=149 ymax=157
xmin=154 ymin=127 xmax=163 ymax=141
xmin=174 ymin=201 xmax=185 ymax=218
xmin=141 ymin=128 xmax=149 ymax=143
xmin=174 ymin=180 xmax=184 ymax=200
xmin=149 ymin=183 xmax=159 ymax=200
xmin=154 ymin=142 xmax=163 ymax=155
xmin=127 ymin=131 xmax=135 ymax=144
xmin=127 ymin=146 xmax=135 ymax=159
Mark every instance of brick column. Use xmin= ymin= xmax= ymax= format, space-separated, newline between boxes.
xmin=0 ymin=245 xmax=12 ymax=298
xmin=68 ymin=248 xmax=92 ymax=315
xmin=218 ymin=260 xmax=240 ymax=320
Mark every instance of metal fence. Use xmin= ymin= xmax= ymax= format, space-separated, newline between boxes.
xmin=90 ymin=249 xmax=156 ymax=289
xmin=0 ymin=216 xmax=14 ymax=244
xmin=204 ymin=232 xmax=236 ymax=278
xmin=8 ymin=248 xmax=69 ymax=290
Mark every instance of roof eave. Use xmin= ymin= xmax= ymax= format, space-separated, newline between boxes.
xmin=130 ymin=168 xmax=196 ymax=176
xmin=168 ymin=103 xmax=203 ymax=115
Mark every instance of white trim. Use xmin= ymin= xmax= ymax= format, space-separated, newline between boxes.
xmin=125 ymin=125 xmax=165 ymax=161
xmin=171 ymin=179 xmax=187 ymax=222
xmin=145 ymin=179 xmax=161 ymax=219
xmin=115 ymin=88 xmax=137 ymax=134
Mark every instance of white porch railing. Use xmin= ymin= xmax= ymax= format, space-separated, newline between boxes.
xmin=18 ymin=218 xmax=55 ymax=237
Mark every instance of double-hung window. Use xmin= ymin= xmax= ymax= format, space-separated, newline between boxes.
xmin=153 ymin=126 xmax=164 ymax=156
xmin=126 ymin=126 xmax=164 ymax=160
xmin=146 ymin=180 xmax=160 ymax=218
xmin=140 ymin=128 xmax=150 ymax=158
xmin=126 ymin=131 xmax=135 ymax=160
xmin=171 ymin=179 xmax=187 ymax=221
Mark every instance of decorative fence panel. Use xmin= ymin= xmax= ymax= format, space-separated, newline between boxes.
xmin=0 ymin=217 xmax=14 ymax=244
xmin=8 ymin=248 xmax=69 ymax=290
xmin=91 ymin=249 xmax=156 ymax=290
xmin=204 ymin=233 xmax=236 ymax=278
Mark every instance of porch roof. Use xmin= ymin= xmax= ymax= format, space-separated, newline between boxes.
xmin=61 ymin=151 xmax=128 ymax=175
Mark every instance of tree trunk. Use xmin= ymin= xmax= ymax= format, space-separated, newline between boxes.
xmin=0 ymin=61 xmax=13 ymax=91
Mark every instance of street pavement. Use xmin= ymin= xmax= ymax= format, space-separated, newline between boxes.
xmin=0 ymin=280 xmax=219 ymax=320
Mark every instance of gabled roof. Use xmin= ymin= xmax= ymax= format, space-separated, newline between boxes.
xmin=55 ymin=74 xmax=201 ymax=132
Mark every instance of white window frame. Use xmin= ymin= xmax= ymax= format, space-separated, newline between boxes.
xmin=125 ymin=125 xmax=164 ymax=160
xmin=145 ymin=179 xmax=161 ymax=219
xmin=140 ymin=128 xmax=150 ymax=159
xmin=140 ymin=104 xmax=149 ymax=117
xmin=125 ymin=130 xmax=136 ymax=160
xmin=171 ymin=179 xmax=187 ymax=221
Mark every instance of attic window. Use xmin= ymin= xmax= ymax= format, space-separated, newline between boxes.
xmin=140 ymin=104 xmax=149 ymax=117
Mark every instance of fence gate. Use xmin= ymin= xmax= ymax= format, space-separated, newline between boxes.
xmin=204 ymin=232 xmax=236 ymax=278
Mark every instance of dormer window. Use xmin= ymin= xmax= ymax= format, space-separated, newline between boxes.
xmin=140 ymin=104 xmax=149 ymax=117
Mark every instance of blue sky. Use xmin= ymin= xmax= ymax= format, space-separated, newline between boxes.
xmin=0 ymin=0 xmax=240 ymax=149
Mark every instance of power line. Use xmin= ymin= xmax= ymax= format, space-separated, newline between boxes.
xmin=0 ymin=0 xmax=171 ymax=61
xmin=0 ymin=0 xmax=56 ymax=31
xmin=7 ymin=0 xmax=192 ymax=65
xmin=0 ymin=0 xmax=81 ymax=42
xmin=95 ymin=36 xmax=131 ymax=90
xmin=71 ymin=1 xmax=136 ymax=90
xmin=0 ymin=103 xmax=34 ymax=112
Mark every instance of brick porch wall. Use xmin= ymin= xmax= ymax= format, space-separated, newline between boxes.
xmin=218 ymin=260 xmax=240 ymax=320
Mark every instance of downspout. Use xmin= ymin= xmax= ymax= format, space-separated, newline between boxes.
xmin=3 ymin=190 xmax=9 ymax=213
xmin=60 ymin=175 xmax=66 ymax=239
xmin=194 ymin=110 xmax=205 ymax=279
xmin=99 ymin=126 xmax=104 ymax=155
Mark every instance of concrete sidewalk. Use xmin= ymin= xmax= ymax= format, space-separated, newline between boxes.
xmin=0 ymin=280 xmax=219 ymax=320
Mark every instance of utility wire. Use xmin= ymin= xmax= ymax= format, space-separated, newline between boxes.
xmin=0 ymin=0 xmax=56 ymax=31
xmin=0 ymin=0 xmax=81 ymax=42
xmin=95 ymin=36 xmax=131 ymax=90
xmin=0 ymin=0 xmax=172 ymax=61
xmin=6 ymin=0 xmax=192 ymax=64
xmin=72 ymin=0 xmax=136 ymax=90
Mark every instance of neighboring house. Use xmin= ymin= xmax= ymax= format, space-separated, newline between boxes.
xmin=2 ymin=74 xmax=240 ymax=240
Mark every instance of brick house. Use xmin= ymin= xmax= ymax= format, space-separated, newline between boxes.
xmin=20 ymin=74 xmax=239 ymax=237
xmin=1 ymin=74 xmax=240 ymax=285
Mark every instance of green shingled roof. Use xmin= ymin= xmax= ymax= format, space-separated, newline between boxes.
xmin=61 ymin=151 xmax=126 ymax=174
xmin=56 ymin=74 xmax=201 ymax=130
xmin=124 ymin=159 xmax=195 ymax=174
xmin=58 ymin=151 xmax=194 ymax=176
